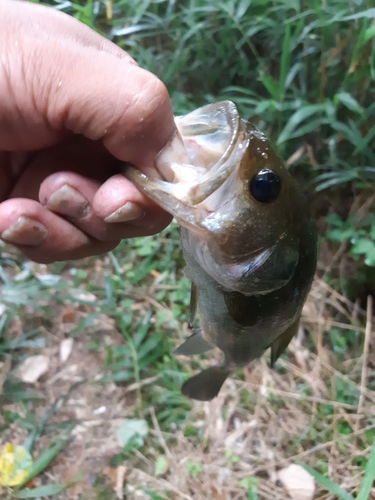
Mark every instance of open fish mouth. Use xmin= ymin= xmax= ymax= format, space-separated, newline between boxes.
xmin=123 ymin=101 xmax=250 ymax=223
xmin=170 ymin=101 xmax=243 ymax=204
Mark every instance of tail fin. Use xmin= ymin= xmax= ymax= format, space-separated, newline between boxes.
xmin=181 ymin=366 xmax=230 ymax=401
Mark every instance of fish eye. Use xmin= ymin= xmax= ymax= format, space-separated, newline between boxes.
xmin=250 ymin=168 xmax=281 ymax=203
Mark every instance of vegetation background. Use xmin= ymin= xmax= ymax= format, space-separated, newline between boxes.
xmin=1 ymin=0 xmax=375 ymax=498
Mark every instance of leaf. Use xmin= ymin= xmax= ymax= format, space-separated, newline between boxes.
xmin=19 ymin=431 xmax=74 ymax=487
xmin=14 ymin=483 xmax=69 ymax=498
xmin=100 ymin=370 xmax=133 ymax=383
xmin=69 ymin=312 xmax=100 ymax=337
xmin=0 ymin=329 xmax=42 ymax=352
xmin=59 ymin=338 xmax=73 ymax=363
xmin=336 ymin=92 xmax=363 ymax=114
xmin=240 ymin=477 xmax=259 ymax=500
xmin=278 ymin=464 xmax=315 ymax=500
xmin=281 ymin=117 xmax=326 ymax=143
xmin=259 ymin=71 xmax=280 ymax=100
xmin=299 ymin=464 xmax=354 ymax=500
xmin=0 ymin=444 xmax=33 ymax=487
xmin=154 ymin=456 xmax=169 ymax=477
xmin=136 ymin=336 xmax=162 ymax=360
xmin=325 ymin=213 xmax=344 ymax=226
xmin=277 ymin=105 xmax=326 ymax=144
xmin=357 ymin=439 xmax=375 ymax=500
xmin=16 ymin=355 xmax=49 ymax=383
xmin=68 ymin=290 xmax=97 ymax=302
xmin=36 ymin=274 xmax=61 ymax=286
xmin=341 ymin=8 xmax=375 ymax=21
xmin=364 ymin=25 xmax=375 ymax=42
xmin=285 ymin=62 xmax=303 ymax=90
xmin=351 ymin=239 xmax=375 ymax=255
xmin=279 ymin=23 xmax=291 ymax=98
xmin=0 ymin=358 xmax=11 ymax=395
xmin=326 ymin=228 xmax=353 ymax=243
xmin=315 ymin=170 xmax=359 ymax=191
xmin=142 ymin=490 xmax=165 ymax=500
xmin=116 ymin=419 xmax=149 ymax=448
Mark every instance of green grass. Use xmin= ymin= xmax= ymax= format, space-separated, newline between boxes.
xmin=301 ymin=439 xmax=375 ymax=500
xmin=1 ymin=0 xmax=375 ymax=498
xmin=44 ymin=0 xmax=375 ymax=190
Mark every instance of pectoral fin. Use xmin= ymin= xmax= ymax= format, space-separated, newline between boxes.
xmin=175 ymin=328 xmax=214 ymax=356
xmin=223 ymin=291 xmax=260 ymax=327
xmin=181 ymin=366 xmax=230 ymax=401
xmin=270 ymin=320 xmax=299 ymax=367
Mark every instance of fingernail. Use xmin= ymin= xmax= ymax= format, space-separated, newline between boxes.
xmin=104 ymin=202 xmax=144 ymax=223
xmin=45 ymin=184 xmax=89 ymax=219
xmin=1 ymin=216 xmax=48 ymax=246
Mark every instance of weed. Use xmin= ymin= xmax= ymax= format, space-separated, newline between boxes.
xmin=301 ymin=438 xmax=375 ymax=500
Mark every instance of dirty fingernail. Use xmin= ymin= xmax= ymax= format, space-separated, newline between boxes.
xmin=45 ymin=184 xmax=89 ymax=219
xmin=1 ymin=216 xmax=48 ymax=246
xmin=105 ymin=202 xmax=144 ymax=223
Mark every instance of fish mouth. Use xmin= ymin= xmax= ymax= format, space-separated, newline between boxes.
xmin=170 ymin=101 xmax=248 ymax=206
xmin=123 ymin=101 xmax=250 ymax=233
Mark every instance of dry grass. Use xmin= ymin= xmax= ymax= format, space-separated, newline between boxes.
xmin=1 ymin=244 xmax=374 ymax=499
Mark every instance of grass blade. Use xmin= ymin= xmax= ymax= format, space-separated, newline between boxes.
xmin=14 ymin=483 xmax=69 ymax=498
xmin=279 ymin=22 xmax=291 ymax=100
xmin=357 ymin=439 xmax=375 ymax=500
xmin=259 ymin=71 xmax=279 ymax=101
xmin=336 ymin=92 xmax=363 ymax=114
xmin=341 ymin=8 xmax=375 ymax=21
xmin=300 ymin=464 xmax=355 ymax=500
xmin=276 ymin=104 xmax=326 ymax=145
xmin=18 ymin=425 xmax=75 ymax=488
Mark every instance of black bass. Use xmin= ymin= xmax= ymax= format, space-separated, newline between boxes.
xmin=124 ymin=101 xmax=317 ymax=401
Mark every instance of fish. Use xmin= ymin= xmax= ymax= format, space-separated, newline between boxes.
xmin=123 ymin=101 xmax=317 ymax=401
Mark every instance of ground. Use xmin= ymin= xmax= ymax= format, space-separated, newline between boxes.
xmin=1 ymin=223 xmax=374 ymax=499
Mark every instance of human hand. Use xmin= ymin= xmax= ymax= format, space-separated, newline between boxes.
xmin=0 ymin=0 xmax=176 ymax=263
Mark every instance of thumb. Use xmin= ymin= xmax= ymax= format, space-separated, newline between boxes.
xmin=0 ymin=0 xmax=176 ymax=170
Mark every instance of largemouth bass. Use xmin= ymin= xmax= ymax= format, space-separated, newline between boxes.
xmin=124 ymin=101 xmax=317 ymax=401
